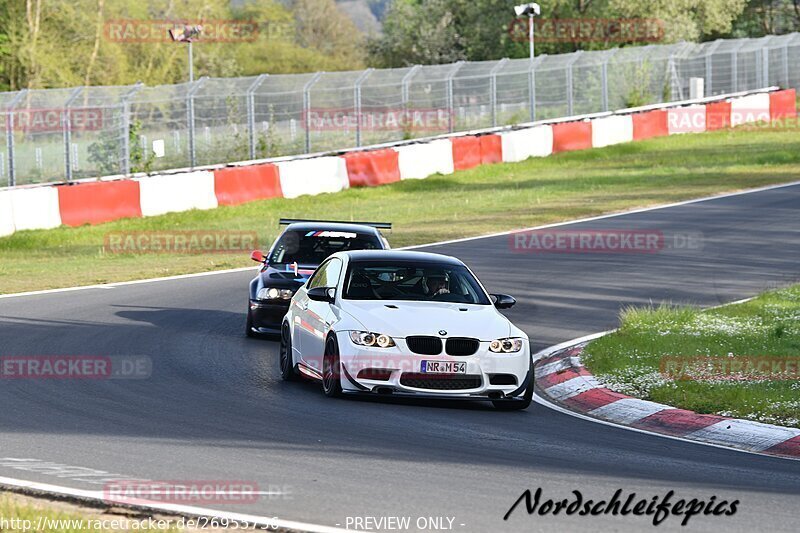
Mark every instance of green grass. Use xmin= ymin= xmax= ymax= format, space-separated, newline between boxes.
xmin=1 ymin=127 xmax=800 ymax=294
xmin=0 ymin=492 xmax=182 ymax=532
xmin=582 ymin=284 xmax=800 ymax=428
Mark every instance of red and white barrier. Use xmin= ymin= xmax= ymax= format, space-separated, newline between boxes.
xmin=0 ymin=88 xmax=790 ymax=239
xmin=214 ymin=164 xmax=282 ymax=206
xmin=632 ymin=110 xmax=669 ymax=140
xmin=451 ymin=136 xmax=482 ymax=171
xmin=770 ymin=89 xmax=796 ymax=119
xmin=705 ymin=101 xmax=732 ymax=131
xmin=668 ymin=105 xmax=706 ymax=134
xmin=137 ymin=171 xmax=218 ymax=217
xmin=0 ymin=190 xmax=14 ymax=237
xmin=500 ymin=125 xmax=553 ymax=162
xmin=731 ymin=92 xmax=771 ymax=126
xmin=57 ymin=180 xmax=142 ymax=227
xmin=10 ymin=186 xmax=62 ymax=231
xmin=343 ymin=149 xmax=401 ymax=187
xmin=552 ymin=121 xmax=593 ymax=153
xmin=591 ymin=115 xmax=633 ymax=148
xmin=277 ymin=156 xmax=349 ymax=199
xmin=396 ymin=139 xmax=454 ymax=179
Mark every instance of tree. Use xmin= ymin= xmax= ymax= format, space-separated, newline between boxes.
xmin=610 ymin=0 xmax=748 ymax=42
xmin=367 ymin=0 xmax=467 ymax=67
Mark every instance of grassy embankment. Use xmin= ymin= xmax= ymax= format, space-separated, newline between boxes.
xmin=583 ymin=285 xmax=800 ymax=428
xmin=1 ymin=127 xmax=800 ymax=294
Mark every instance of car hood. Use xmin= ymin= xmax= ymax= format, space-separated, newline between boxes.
xmin=260 ymin=263 xmax=318 ymax=286
xmin=339 ymin=300 xmax=512 ymax=340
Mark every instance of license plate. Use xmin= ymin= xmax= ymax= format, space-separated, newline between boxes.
xmin=420 ymin=361 xmax=466 ymax=374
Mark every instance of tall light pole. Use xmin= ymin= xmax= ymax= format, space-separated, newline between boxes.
xmin=169 ymin=25 xmax=203 ymax=82
xmin=514 ymin=3 xmax=541 ymax=61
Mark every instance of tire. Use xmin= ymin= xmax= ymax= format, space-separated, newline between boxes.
xmin=279 ymin=323 xmax=297 ymax=381
xmin=322 ymin=335 xmax=342 ymax=397
xmin=493 ymin=366 xmax=533 ymax=411
xmin=245 ymin=309 xmax=256 ymax=338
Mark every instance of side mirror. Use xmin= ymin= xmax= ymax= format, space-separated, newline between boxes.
xmin=308 ymin=286 xmax=336 ymax=303
xmin=250 ymin=250 xmax=266 ymax=263
xmin=491 ymin=294 xmax=516 ymax=309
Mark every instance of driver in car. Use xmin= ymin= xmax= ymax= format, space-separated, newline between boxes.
xmin=424 ymin=272 xmax=450 ymax=297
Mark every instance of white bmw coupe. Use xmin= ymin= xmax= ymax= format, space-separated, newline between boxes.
xmin=279 ymin=250 xmax=533 ymax=410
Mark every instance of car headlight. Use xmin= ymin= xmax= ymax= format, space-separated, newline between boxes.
xmin=349 ymin=331 xmax=396 ymax=348
xmin=257 ymin=287 xmax=294 ymax=300
xmin=489 ymin=338 xmax=524 ymax=353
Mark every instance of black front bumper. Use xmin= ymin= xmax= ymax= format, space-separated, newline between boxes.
xmin=248 ymin=299 xmax=290 ymax=334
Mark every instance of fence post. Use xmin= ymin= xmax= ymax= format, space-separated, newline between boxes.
xmin=601 ymin=49 xmax=617 ymax=112
xmin=354 ymin=69 xmax=374 ymax=147
xmin=566 ymin=52 xmax=582 ymax=116
xmin=120 ymin=83 xmax=142 ymax=176
xmin=783 ymin=43 xmax=790 ymax=88
xmin=246 ymin=74 xmax=268 ymax=160
xmin=63 ymin=87 xmax=83 ymax=182
xmin=762 ymin=47 xmax=770 ymax=87
xmin=528 ymin=55 xmax=544 ymax=122
xmin=489 ymin=59 xmax=507 ymax=127
xmin=303 ymin=72 xmax=323 ymax=154
xmin=187 ymin=77 xmax=207 ymax=168
xmin=401 ymin=65 xmax=421 ymax=130
xmin=5 ymin=90 xmax=26 ymax=187
xmin=446 ymin=61 xmax=464 ymax=134
xmin=703 ymin=40 xmax=723 ymax=95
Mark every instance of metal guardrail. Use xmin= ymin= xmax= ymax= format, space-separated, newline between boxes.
xmin=1 ymin=33 xmax=799 ymax=188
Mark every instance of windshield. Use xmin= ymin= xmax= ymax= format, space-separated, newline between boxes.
xmin=268 ymin=230 xmax=382 ymax=265
xmin=343 ymin=261 xmax=491 ymax=305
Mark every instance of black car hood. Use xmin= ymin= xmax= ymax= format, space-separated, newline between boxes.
xmin=259 ymin=263 xmax=318 ymax=287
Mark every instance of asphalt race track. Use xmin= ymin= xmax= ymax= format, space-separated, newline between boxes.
xmin=1 ymin=182 xmax=800 ymax=532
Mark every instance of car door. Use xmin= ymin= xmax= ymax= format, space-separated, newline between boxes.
xmin=302 ymin=258 xmax=343 ymax=374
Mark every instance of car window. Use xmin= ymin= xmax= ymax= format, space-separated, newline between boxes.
xmin=342 ymin=261 xmax=490 ymax=305
xmin=268 ymin=230 xmax=382 ymax=265
xmin=308 ymin=258 xmax=342 ymax=289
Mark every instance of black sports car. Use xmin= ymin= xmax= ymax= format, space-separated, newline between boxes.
xmin=246 ymin=219 xmax=391 ymax=337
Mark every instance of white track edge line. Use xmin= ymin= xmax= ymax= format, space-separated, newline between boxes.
xmin=0 ymin=476 xmax=350 ymax=533
xmin=3 ymin=179 xmax=799 ymax=301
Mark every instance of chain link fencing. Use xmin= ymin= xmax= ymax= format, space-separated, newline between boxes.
xmin=2 ymin=33 xmax=799 ymax=187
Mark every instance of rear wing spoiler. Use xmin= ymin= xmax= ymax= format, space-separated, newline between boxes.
xmin=278 ymin=218 xmax=392 ymax=230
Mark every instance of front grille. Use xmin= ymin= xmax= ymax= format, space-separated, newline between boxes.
xmin=400 ymin=373 xmax=482 ymax=390
xmin=406 ymin=336 xmax=442 ymax=355
xmin=445 ymin=337 xmax=480 ymax=356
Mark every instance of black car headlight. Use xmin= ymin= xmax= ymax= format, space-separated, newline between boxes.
xmin=489 ymin=338 xmax=524 ymax=353
xmin=257 ymin=287 xmax=294 ymax=300
xmin=349 ymin=331 xmax=396 ymax=348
